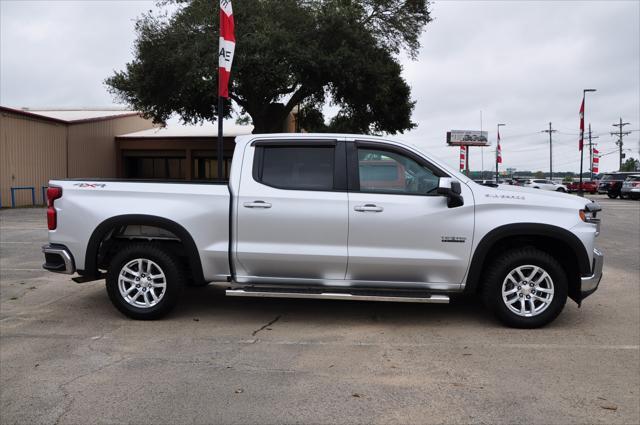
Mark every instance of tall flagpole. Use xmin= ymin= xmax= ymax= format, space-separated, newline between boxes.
xmin=217 ymin=0 xmax=224 ymax=179
xmin=578 ymin=94 xmax=584 ymax=196
xmin=217 ymin=0 xmax=235 ymax=180
xmin=217 ymin=97 xmax=223 ymax=179
xmin=579 ymin=88 xmax=596 ymax=196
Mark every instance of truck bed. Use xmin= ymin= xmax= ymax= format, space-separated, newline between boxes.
xmin=48 ymin=179 xmax=231 ymax=282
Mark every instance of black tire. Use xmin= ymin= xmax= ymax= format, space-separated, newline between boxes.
xmin=106 ymin=243 xmax=184 ymax=320
xmin=481 ymin=247 xmax=568 ymax=328
xmin=556 ymin=188 xmax=566 ymax=192
xmin=607 ymin=192 xmax=617 ymax=199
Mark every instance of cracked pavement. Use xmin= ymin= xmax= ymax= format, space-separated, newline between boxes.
xmin=1 ymin=197 xmax=639 ymax=424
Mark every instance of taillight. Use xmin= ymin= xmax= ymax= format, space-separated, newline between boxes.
xmin=633 ymin=182 xmax=640 ymax=188
xmin=47 ymin=186 xmax=62 ymax=230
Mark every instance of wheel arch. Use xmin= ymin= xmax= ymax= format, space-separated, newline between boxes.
xmin=464 ymin=223 xmax=590 ymax=302
xmin=81 ymin=214 xmax=205 ymax=286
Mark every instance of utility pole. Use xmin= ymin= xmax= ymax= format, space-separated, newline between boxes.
xmin=541 ymin=122 xmax=557 ymax=179
xmin=611 ymin=118 xmax=631 ymax=171
xmin=586 ymin=124 xmax=599 ymax=180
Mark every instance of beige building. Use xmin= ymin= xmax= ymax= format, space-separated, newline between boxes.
xmin=0 ymin=106 xmax=297 ymax=207
xmin=0 ymin=107 xmax=154 ymax=207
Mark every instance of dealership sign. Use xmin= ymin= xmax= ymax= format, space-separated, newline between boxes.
xmin=447 ymin=130 xmax=490 ymax=147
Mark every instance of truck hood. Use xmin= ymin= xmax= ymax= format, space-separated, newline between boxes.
xmin=473 ymin=182 xmax=596 ymax=210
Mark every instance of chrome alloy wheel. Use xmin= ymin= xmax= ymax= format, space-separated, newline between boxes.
xmin=502 ymin=265 xmax=554 ymax=317
xmin=118 ymin=258 xmax=167 ymax=308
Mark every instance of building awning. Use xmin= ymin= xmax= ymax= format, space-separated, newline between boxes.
xmin=116 ymin=122 xmax=253 ymax=139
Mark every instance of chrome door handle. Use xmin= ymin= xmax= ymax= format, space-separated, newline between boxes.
xmin=243 ymin=201 xmax=272 ymax=209
xmin=354 ymin=204 xmax=383 ymax=212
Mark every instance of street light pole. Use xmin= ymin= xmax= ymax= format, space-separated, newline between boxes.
xmin=495 ymin=123 xmax=505 ymax=183
xmin=579 ymin=89 xmax=596 ymax=197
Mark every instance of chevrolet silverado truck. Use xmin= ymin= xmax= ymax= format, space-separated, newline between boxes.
xmin=42 ymin=134 xmax=603 ymax=328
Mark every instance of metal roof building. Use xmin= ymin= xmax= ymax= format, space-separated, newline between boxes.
xmin=0 ymin=107 xmax=154 ymax=207
xmin=0 ymin=106 xmax=256 ymax=207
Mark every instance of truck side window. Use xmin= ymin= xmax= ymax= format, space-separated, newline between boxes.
xmin=259 ymin=146 xmax=335 ymax=191
xmin=357 ymin=148 xmax=439 ymax=195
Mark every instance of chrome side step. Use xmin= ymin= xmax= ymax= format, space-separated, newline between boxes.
xmin=225 ymin=289 xmax=449 ymax=304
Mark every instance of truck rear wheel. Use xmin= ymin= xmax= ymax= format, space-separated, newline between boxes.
xmin=106 ymin=243 xmax=184 ymax=320
xmin=482 ymin=247 xmax=568 ymax=328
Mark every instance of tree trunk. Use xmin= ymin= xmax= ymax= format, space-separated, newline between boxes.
xmin=250 ymin=103 xmax=289 ymax=134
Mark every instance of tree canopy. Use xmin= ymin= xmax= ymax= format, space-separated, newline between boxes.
xmin=620 ymin=157 xmax=639 ymax=172
xmin=106 ymin=0 xmax=431 ymax=134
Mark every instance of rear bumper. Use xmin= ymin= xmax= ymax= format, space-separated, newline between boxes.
xmin=580 ymin=248 xmax=603 ymax=299
xmin=42 ymin=244 xmax=76 ymax=274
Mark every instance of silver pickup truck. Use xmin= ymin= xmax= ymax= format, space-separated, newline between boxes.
xmin=42 ymin=133 xmax=603 ymax=328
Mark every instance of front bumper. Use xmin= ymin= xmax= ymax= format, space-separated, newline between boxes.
xmin=42 ymin=244 xmax=76 ymax=274
xmin=580 ymin=248 xmax=603 ymax=299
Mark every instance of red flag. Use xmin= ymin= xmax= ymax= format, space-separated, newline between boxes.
xmin=459 ymin=146 xmax=466 ymax=172
xmin=496 ymin=130 xmax=502 ymax=164
xmin=579 ymin=97 xmax=585 ymax=151
xmin=218 ymin=0 xmax=235 ymax=98
xmin=592 ymin=148 xmax=599 ymax=173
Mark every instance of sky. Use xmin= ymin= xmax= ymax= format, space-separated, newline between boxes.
xmin=1 ymin=0 xmax=639 ymax=174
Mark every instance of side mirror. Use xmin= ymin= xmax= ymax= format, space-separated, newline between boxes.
xmin=437 ymin=177 xmax=464 ymax=208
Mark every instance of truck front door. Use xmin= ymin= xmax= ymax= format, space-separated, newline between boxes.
xmin=345 ymin=141 xmax=474 ymax=287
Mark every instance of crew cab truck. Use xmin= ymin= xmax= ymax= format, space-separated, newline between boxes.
xmin=42 ymin=134 xmax=604 ymax=328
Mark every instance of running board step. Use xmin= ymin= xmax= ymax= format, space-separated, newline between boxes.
xmin=225 ymin=289 xmax=449 ymax=304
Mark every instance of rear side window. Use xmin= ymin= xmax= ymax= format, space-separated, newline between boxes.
xmin=257 ymin=146 xmax=335 ymax=190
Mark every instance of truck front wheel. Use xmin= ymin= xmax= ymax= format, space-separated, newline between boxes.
xmin=482 ymin=247 xmax=568 ymax=328
xmin=106 ymin=244 xmax=184 ymax=320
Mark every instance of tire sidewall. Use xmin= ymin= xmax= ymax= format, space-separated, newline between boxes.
xmin=106 ymin=244 xmax=183 ymax=320
xmin=485 ymin=249 xmax=568 ymax=328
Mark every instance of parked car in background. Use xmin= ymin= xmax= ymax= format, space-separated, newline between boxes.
xmin=598 ymin=172 xmax=638 ymax=198
xmin=523 ymin=179 xmax=568 ymax=192
xmin=620 ymin=175 xmax=640 ymax=200
xmin=567 ymin=180 xmax=598 ymax=194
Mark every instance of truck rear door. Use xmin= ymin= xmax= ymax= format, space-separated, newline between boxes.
xmin=234 ymin=139 xmax=349 ymax=283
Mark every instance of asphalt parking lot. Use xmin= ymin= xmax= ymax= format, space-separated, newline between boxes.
xmin=1 ymin=195 xmax=639 ymax=425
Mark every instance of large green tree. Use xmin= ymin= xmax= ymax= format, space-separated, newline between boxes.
xmin=106 ymin=0 xmax=431 ymax=134
xmin=620 ymin=157 xmax=639 ymax=172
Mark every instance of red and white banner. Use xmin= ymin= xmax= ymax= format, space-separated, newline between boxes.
xmin=496 ymin=129 xmax=502 ymax=164
xmin=579 ymin=97 xmax=585 ymax=151
xmin=459 ymin=146 xmax=466 ymax=172
xmin=218 ymin=0 xmax=235 ymax=98
xmin=592 ymin=148 xmax=600 ymax=174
